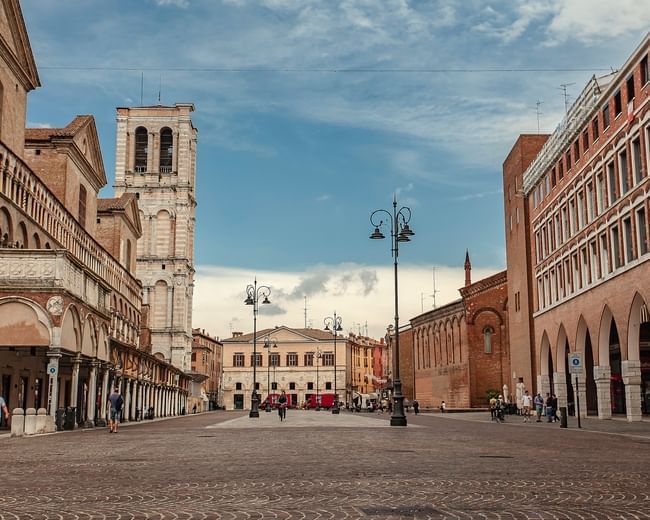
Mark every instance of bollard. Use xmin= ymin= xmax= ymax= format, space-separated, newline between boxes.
xmin=24 ymin=408 xmax=37 ymax=435
xmin=11 ymin=408 xmax=25 ymax=437
xmin=560 ymin=406 xmax=568 ymax=428
xmin=35 ymin=408 xmax=49 ymax=433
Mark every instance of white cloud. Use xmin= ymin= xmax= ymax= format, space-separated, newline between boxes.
xmin=192 ymin=262 xmax=501 ymax=340
xmin=27 ymin=121 xmax=52 ymax=128
xmin=154 ymin=0 xmax=189 ymax=7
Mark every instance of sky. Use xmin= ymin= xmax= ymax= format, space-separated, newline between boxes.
xmin=20 ymin=0 xmax=650 ymax=339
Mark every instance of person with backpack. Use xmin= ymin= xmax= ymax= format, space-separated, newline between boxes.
xmin=107 ymin=387 xmax=124 ymax=433
xmin=277 ymin=390 xmax=288 ymax=421
xmin=534 ymin=392 xmax=544 ymax=422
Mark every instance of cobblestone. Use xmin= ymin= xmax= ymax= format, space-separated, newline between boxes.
xmin=2 ymin=411 xmax=649 ymax=519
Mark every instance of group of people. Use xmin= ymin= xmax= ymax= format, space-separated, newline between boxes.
xmin=520 ymin=390 xmax=560 ymax=423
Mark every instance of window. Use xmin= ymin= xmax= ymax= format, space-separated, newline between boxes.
xmin=637 ymin=207 xmax=648 ymax=256
xmin=619 ymin=149 xmax=629 ymax=194
xmin=580 ymin=247 xmax=588 ymax=288
xmin=78 ymin=184 xmax=87 ymax=228
xmin=592 ymin=117 xmax=599 ymax=141
xmin=532 ymin=190 xmax=538 ymax=208
xmin=287 ymin=353 xmax=298 ymax=366
xmin=569 ymin=198 xmax=577 ymax=235
xmin=269 ymin=353 xmax=280 ymax=367
xmin=307 ymin=382 xmax=314 ymax=390
xmin=322 ymin=353 xmax=334 ymax=366
xmin=325 ymin=382 xmax=332 ymax=390
xmin=614 ymin=91 xmax=622 ymax=116
xmin=233 ymin=353 xmax=245 ymax=367
xmin=191 ymin=352 xmax=196 ymax=362
xmin=289 ymin=382 xmax=296 ymax=390
xmin=483 ymin=327 xmax=493 ymax=353
xmin=623 ymin=217 xmax=635 ymax=263
xmin=590 ymin=241 xmax=598 ymax=282
xmin=554 ymin=213 xmax=562 ymax=245
xmin=600 ymin=233 xmax=610 ymax=276
xmin=558 ymin=160 xmax=564 ymax=180
xmin=603 ymin=103 xmax=610 ymax=128
xmin=159 ymin=127 xmax=173 ymax=173
xmin=642 ymin=55 xmax=649 ymax=85
xmin=574 ymin=139 xmax=580 ymax=161
xmin=596 ymin=171 xmax=605 ymax=214
xmin=577 ymin=191 xmax=585 ymax=229
xmin=545 ymin=175 xmax=550 ymax=195
xmin=235 ymin=382 xmax=242 ymax=390
xmin=572 ymin=254 xmax=579 ymax=291
xmin=561 ymin=206 xmax=569 ymax=240
xmin=582 ymin=130 xmax=589 ymax=152
xmin=607 ymin=161 xmax=618 ymax=204
xmin=632 ymin=137 xmax=643 ymax=184
xmin=251 ymin=353 xmax=262 ymax=367
xmin=566 ymin=150 xmax=572 ymax=171
xmin=551 ymin=168 xmax=557 ymax=188
xmin=611 ymin=224 xmax=622 ymax=269
xmin=271 ymin=382 xmax=278 ymax=390
xmin=304 ymin=352 xmax=314 ymax=366
xmin=134 ymin=126 xmax=148 ymax=172
xmin=586 ymin=182 xmax=594 ymax=221
xmin=255 ymin=382 xmax=260 ymax=390
xmin=626 ymin=74 xmax=635 ymax=102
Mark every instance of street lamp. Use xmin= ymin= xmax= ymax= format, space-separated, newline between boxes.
xmin=315 ymin=348 xmax=322 ymax=411
xmin=324 ymin=313 xmax=343 ymax=414
xmin=369 ymin=195 xmax=414 ymax=427
xmin=263 ymin=336 xmax=277 ymax=412
xmin=244 ymin=279 xmax=271 ymax=418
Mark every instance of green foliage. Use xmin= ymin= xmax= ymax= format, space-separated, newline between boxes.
xmin=486 ymin=389 xmax=499 ymax=401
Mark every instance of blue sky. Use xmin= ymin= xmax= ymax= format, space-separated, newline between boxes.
xmin=20 ymin=0 xmax=650 ymax=338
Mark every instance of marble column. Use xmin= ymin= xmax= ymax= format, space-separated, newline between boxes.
xmin=594 ymin=365 xmax=612 ymax=420
xmin=47 ymin=348 xmax=62 ymax=417
xmin=553 ymin=372 xmax=568 ymax=411
xmin=70 ymin=354 xmax=81 ymax=428
xmin=84 ymin=361 xmax=98 ymax=428
xmin=124 ymin=379 xmax=131 ymax=422
xmin=539 ymin=374 xmax=551 ymax=398
xmin=622 ymin=360 xmax=642 ymax=422
xmin=131 ymin=380 xmax=138 ymax=420
xmin=97 ymin=369 xmax=110 ymax=426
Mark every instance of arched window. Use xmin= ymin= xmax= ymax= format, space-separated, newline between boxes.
xmin=483 ymin=327 xmax=494 ymax=354
xmin=134 ymin=127 xmax=148 ymax=172
xmin=18 ymin=222 xmax=28 ymax=248
xmin=78 ymin=184 xmax=87 ymax=228
xmin=32 ymin=233 xmax=41 ymax=249
xmin=159 ymin=127 xmax=173 ymax=173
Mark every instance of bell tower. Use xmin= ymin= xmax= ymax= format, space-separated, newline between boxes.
xmin=114 ymin=103 xmax=197 ymax=371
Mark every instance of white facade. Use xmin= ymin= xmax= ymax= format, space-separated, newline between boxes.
xmin=221 ymin=326 xmax=346 ymax=410
xmin=113 ymin=104 xmax=197 ymax=371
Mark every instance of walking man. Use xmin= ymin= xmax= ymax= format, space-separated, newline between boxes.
xmin=0 ymin=393 xmax=9 ymax=427
xmin=534 ymin=392 xmax=544 ymax=422
xmin=521 ymin=390 xmax=533 ymax=422
xmin=107 ymin=387 xmax=124 ymax=433
xmin=278 ymin=390 xmax=288 ymax=421
xmin=413 ymin=400 xmax=420 ymax=415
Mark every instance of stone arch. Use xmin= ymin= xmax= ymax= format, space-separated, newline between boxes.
xmin=134 ymin=126 xmax=148 ymax=171
xmin=470 ymin=307 xmax=504 ymax=326
xmin=155 ymin=209 xmax=172 ymax=257
xmin=598 ymin=305 xmax=614 ymax=367
xmin=576 ymin=315 xmax=597 ymax=415
xmin=540 ymin=331 xmax=553 ymax=375
xmin=17 ymin=221 xmax=28 ymax=248
xmin=81 ymin=316 xmax=97 ymax=357
xmin=0 ymin=296 xmax=51 ymax=346
xmin=0 ymin=205 xmax=12 ymax=245
xmin=97 ymin=323 xmax=109 ymax=362
xmin=152 ymin=279 xmax=169 ymax=328
xmin=32 ymin=232 xmax=41 ymax=249
xmin=61 ymin=304 xmax=82 ymax=352
xmin=627 ymin=292 xmax=646 ymax=363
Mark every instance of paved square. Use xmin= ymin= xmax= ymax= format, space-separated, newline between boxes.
xmin=2 ymin=411 xmax=649 ymax=519
xmin=208 ymin=410 xmax=393 ymax=428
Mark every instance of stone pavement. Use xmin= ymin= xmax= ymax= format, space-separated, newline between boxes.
xmin=2 ymin=410 xmax=650 ymax=519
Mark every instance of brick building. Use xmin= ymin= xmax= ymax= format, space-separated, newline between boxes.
xmin=504 ymin=34 xmax=650 ymax=422
xmin=0 ymin=0 xmax=190 ymax=435
xmin=407 ymin=253 xmax=509 ymax=409
xmin=191 ymin=328 xmax=223 ymax=411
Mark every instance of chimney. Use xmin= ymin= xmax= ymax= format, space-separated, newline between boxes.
xmin=464 ymin=249 xmax=472 ymax=287
xmin=233 ymin=331 xmax=243 ymax=338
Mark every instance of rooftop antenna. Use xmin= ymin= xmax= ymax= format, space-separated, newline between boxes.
xmin=364 ymin=321 xmax=368 ymax=337
xmin=158 ymin=74 xmax=162 ymax=105
xmin=559 ymin=83 xmax=575 ymax=114
xmin=303 ymin=296 xmax=308 ymax=328
xmin=140 ymin=72 xmax=144 ymax=106
xmin=432 ymin=267 xmax=439 ymax=309
xmin=534 ymin=100 xmax=543 ymax=134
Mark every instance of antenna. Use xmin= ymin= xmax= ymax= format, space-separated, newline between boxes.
xmin=364 ymin=321 xmax=368 ymax=337
xmin=303 ymin=296 xmax=308 ymax=328
xmin=432 ymin=267 xmax=439 ymax=309
xmin=558 ymin=83 xmax=575 ymax=114
xmin=158 ymin=74 xmax=162 ymax=105
xmin=140 ymin=72 xmax=144 ymax=106
xmin=534 ymin=100 xmax=543 ymax=134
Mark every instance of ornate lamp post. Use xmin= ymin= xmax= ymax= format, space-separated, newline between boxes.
xmin=263 ymin=336 xmax=277 ymax=412
xmin=369 ymin=195 xmax=414 ymax=427
xmin=324 ymin=312 xmax=343 ymax=414
xmin=315 ymin=347 xmax=322 ymax=410
xmin=244 ymin=279 xmax=271 ymax=418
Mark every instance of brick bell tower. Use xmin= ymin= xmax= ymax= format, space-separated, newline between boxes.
xmin=113 ymin=104 xmax=197 ymax=371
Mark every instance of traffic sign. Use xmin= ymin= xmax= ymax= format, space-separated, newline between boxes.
xmin=47 ymin=363 xmax=58 ymax=376
xmin=568 ymin=352 xmax=583 ymax=374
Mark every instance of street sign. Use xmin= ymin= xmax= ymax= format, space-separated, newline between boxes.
xmin=568 ymin=352 xmax=583 ymax=374
xmin=47 ymin=363 xmax=58 ymax=376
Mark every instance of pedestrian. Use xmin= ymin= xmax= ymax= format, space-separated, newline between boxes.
xmin=413 ymin=400 xmax=420 ymax=415
xmin=545 ymin=393 xmax=554 ymax=423
xmin=534 ymin=392 xmax=544 ymax=422
xmin=489 ymin=395 xmax=498 ymax=421
xmin=278 ymin=390 xmax=288 ymax=421
xmin=192 ymin=403 xmax=197 ymax=414
xmin=440 ymin=400 xmax=446 ymax=413
xmin=107 ymin=387 xmax=124 ymax=433
xmin=521 ymin=390 xmax=533 ymax=422
xmin=0 ymin=393 xmax=9 ymax=427
xmin=551 ymin=394 xmax=560 ymax=422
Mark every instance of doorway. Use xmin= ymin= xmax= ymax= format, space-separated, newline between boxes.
xmin=234 ymin=394 xmax=244 ymax=410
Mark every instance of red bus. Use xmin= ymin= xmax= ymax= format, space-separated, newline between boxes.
xmin=263 ymin=393 xmax=294 ymax=409
xmin=306 ymin=394 xmax=337 ymax=409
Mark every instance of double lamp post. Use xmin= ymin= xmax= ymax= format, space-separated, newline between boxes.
xmin=244 ymin=279 xmax=271 ymax=418
xmin=323 ymin=312 xmax=343 ymax=414
xmin=369 ymin=196 xmax=414 ymax=427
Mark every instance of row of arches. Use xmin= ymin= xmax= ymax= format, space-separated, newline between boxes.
xmin=137 ymin=209 xmax=176 ymax=258
xmin=539 ymin=292 xmax=650 ymax=419
xmin=414 ymin=312 xmax=466 ymax=370
xmin=0 ymin=205 xmax=52 ymax=249
xmin=134 ymin=126 xmax=174 ymax=173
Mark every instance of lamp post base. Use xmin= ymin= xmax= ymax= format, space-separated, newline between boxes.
xmin=249 ymin=393 xmax=260 ymax=418
xmin=391 ymin=381 xmax=408 ymax=427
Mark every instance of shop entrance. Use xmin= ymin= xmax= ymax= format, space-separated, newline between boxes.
xmin=233 ymin=394 xmax=244 ymax=410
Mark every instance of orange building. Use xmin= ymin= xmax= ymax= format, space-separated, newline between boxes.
xmin=191 ymin=329 xmax=223 ymax=411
